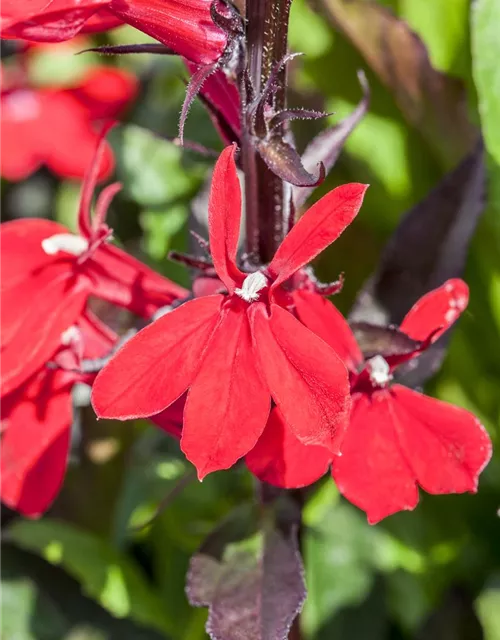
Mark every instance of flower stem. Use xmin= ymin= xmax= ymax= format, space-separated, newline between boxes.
xmin=242 ymin=0 xmax=293 ymax=265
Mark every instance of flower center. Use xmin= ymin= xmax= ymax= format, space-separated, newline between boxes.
xmin=42 ymin=233 xmax=89 ymax=257
xmin=366 ymin=355 xmax=392 ymax=387
xmin=234 ymin=271 xmax=268 ymax=302
xmin=60 ymin=325 xmax=81 ymax=346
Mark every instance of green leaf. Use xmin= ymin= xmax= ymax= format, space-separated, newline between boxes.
xmin=1 ymin=545 xmax=168 ymax=640
xmin=476 ymin=579 xmax=500 ymax=640
xmin=472 ymin=0 xmax=500 ymax=168
xmin=6 ymin=519 xmax=171 ymax=637
xmin=113 ymin=126 xmax=205 ymax=208
xmin=28 ymin=41 xmax=98 ymax=88
xmin=140 ymin=205 xmax=189 ymax=260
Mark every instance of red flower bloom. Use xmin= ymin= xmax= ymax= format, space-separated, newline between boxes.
xmin=1 ymin=310 xmax=116 ymax=517
xmin=0 ymin=129 xmax=187 ymax=397
xmin=248 ymin=280 xmax=492 ymax=523
xmin=1 ymin=0 xmax=227 ymax=65
xmin=1 ymin=55 xmax=137 ymax=181
xmin=92 ymin=145 xmax=368 ymax=479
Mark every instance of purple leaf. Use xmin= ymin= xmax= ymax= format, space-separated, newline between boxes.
xmin=186 ymin=503 xmax=306 ymax=640
xmin=351 ymin=323 xmax=421 ymax=360
xmin=257 ymin=136 xmax=325 ymax=187
xmin=269 ymin=108 xmax=331 ymax=132
xmin=350 ymin=141 xmax=485 ymax=386
xmin=293 ymin=71 xmax=369 ymax=208
xmin=179 ymin=63 xmax=219 ymax=144
xmin=77 ymin=44 xmax=175 ymax=56
xmin=317 ymin=0 xmax=477 ymax=168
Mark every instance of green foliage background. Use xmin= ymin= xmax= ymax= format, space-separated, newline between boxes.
xmin=2 ymin=0 xmax=500 ymax=638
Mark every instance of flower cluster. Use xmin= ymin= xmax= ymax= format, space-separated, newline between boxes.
xmin=1 ymin=129 xmax=187 ymax=515
xmin=0 ymin=0 xmax=492 ymax=527
xmin=1 ymin=41 xmax=137 ymax=181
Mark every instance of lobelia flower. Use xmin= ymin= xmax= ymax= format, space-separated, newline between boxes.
xmin=1 ymin=310 xmax=116 ymax=517
xmin=247 ymin=280 xmax=492 ymax=524
xmin=92 ymin=144 xmax=368 ymax=479
xmin=1 ymin=50 xmax=137 ymax=181
xmin=0 ymin=0 xmax=228 ymax=65
xmin=0 ymin=128 xmax=187 ymax=398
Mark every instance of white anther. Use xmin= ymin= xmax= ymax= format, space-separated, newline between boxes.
xmin=366 ymin=355 xmax=392 ymax=386
xmin=60 ymin=325 xmax=81 ymax=346
xmin=42 ymin=233 xmax=89 ymax=256
xmin=235 ymin=271 xmax=268 ymax=302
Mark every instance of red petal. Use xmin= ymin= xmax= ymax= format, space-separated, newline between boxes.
xmin=0 ymin=218 xmax=67 ymax=290
xmin=39 ymin=90 xmax=114 ymax=181
xmin=89 ymin=242 xmax=188 ymax=318
xmin=1 ymin=273 xmax=88 ymax=395
xmin=92 ymin=295 xmax=223 ymax=419
xmin=1 ymin=369 xmax=72 ymax=517
xmin=400 ymin=279 xmax=469 ymax=343
xmin=391 ymin=385 xmax=492 ymax=495
xmin=1 ymin=1 xmax=108 ymax=41
xmin=246 ymin=406 xmax=331 ymax=488
xmin=71 ymin=66 xmax=137 ymax=120
xmin=268 ymin=183 xmax=368 ymax=289
xmin=182 ymin=302 xmax=270 ymax=479
xmin=293 ymin=289 xmax=363 ymax=372
xmin=79 ymin=309 xmax=117 ymax=359
xmin=332 ymin=392 xmax=419 ymax=524
xmin=152 ymin=394 xmax=186 ymax=440
xmin=249 ymin=303 xmax=350 ymax=452
xmin=109 ymin=0 xmax=227 ymax=64
xmin=208 ymin=145 xmax=245 ymax=292
xmin=1 ymin=88 xmax=44 ymax=180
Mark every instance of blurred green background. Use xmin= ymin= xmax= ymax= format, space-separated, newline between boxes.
xmin=2 ymin=0 xmax=500 ymax=638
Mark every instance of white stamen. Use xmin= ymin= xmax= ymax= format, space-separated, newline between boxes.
xmin=235 ymin=271 xmax=268 ymax=302
xmin=60 ymin=325 xmax=81 ymax=346
xmin=366 ymin=355 xmax=392 ymax=386
xmin=42 ymin=233 xmax=89 ymax=256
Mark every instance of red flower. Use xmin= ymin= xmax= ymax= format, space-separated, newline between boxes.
xmin=1 ymin=55 xmax=137 ymax=181
xmin=248 ymin=281 xmax=492 ymax=523
xmin=0 ymin=310 xmax=116 ymax=517
xmin=1 ymin=0 xmax=227 ymax=65
xmin=0 ymin=129 xmax=187 ymax=397
xmin=92 ymin=145 xmax=368 ymax=479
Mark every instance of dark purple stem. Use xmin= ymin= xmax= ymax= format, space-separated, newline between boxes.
xmin=242 ymin=0 xmax=293 ymax=265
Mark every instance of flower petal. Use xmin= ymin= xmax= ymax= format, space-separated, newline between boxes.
xmin=89 ymin=242 xmax=188 ymax=318
xmin=1 ymin=0 xmax=108 ymax=41
xmin=109 ymin=0 xmax=227 ymax=64
xmin=249 ymin=303 xmax=350 ymax=452
xmin=72 ymin=65 xmax=137 ymax=120
xmin=1 ymin=273 xmax=88 ymax=396
xmin=246 ymin=406 xmax=331 ymax=488
xmin=331 ymin=392 xmax=419 ymax=524
xmin=0 ymin=369 xmax=72 ymax=517
xmin=39 ymin=89 xmax=114 ymax=181
xmin=399 ymin=278 xmax=469 ymax=343
xmin=391 ymin=385 xmax=492 ymax=495
xmin=92 ymin=295 xmax=223 ymax=420
xmin=268 ymin=183 xmax=368 ymax=289
xmin=0 ymin=218 xmax=68 ymax=290
xmin=208 ymin=144 xmax=245 ymax=292
xmin=293 ymin=289 xmax=363 ymax=372
xmin=182 ymin=302 xmax=270 ymax=479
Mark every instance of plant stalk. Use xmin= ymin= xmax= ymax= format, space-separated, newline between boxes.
xmin=241 ymin=0 xmax=293 ymax=264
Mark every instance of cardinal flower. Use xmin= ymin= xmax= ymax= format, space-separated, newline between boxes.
xmin=247 ymin=280 xmax=492 ymax=523
xmin=1 ymin=310 xmax=116 ymax=517
xmin=1 ymin=0 xmax=227 ymax=65
xmin=1 ymin=129 xmax=187 ymax=398
xmin=1 ymin=57 xmax=137 ymax=181
xmin=92 ymin=145 xmax=368 ymax=479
